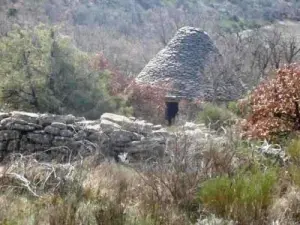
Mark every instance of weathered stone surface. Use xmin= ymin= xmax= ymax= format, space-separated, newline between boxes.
xmin=7 ymin=140 xmax=19 ymax=152
xmin=1 ymin=118 xmax=42 ymax=131
xmin=44 ymin=125 xmax=61 ymax=135
xmin=27 ymin=133 xmax=53 ymax=145
xmin=136 ymin=27 xmax=243 ymax=101
xmin=11 ymin=111 xmax=39 ymax=123
xmin=0 ymin=130 xmax=20 ymax=141
xmin=0 ymin=141 xmax=7 ymax=151
xmin=39 ymin=114 xmax=76 ymax=126
xmin=109 ymin=130 xmax=141 ymax=144
xmin=101 ymin=113 xmax=153 ymax=135
xmin=100 ymin=119 xmax=121 ymax=133
xmin=60 ymin=130 xmax=74 ymax=137
xmin=1 ymin=117 xmax=27 ymax=126
xmin=76 ymin=120 xmax=101 ymax=127
xmin=0 ymin=113 xmax=10 ymax=121
xmin=84 ymin=124 xmax=102 ymax=133
xmin=87 ymin=131 xmax=107 ymax=142
xmin=152 ymin=125 xmax=163 ymax=130
xmin=101 ymin=113 xmax=132 ymax=125
xmin=148 ymin=129 xmax=172 ymax=143
xmin=52 ymin=136 xmax=73 ymax=146
xmin=51 ymin=122 xmax=67 ymax=130
xmin=74 ymin=130 xmax=87 ymax=141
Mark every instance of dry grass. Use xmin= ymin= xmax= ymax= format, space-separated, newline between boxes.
xmin=2 ymin=132 xmax=300 ymax=225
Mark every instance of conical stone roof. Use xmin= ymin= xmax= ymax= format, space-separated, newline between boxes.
xmin=136 ymin=26 xmax=241 ymax=101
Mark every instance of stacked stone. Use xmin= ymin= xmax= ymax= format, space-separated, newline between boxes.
xmin=136 ymin=26 xmax=243 ymax=101
xmin=0 ymin=111 xmax=171 ymax=162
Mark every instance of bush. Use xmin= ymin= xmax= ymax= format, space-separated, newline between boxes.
xmin=227 ymin=101 xmax=242 ymax=116
xmin=242 ymin=64 xmax=300 ymax=140
xmin=197 ymin=103 xmax=235 ymax=130
xmin=0 ymin=26 xmax=129 ymax=119
xmin=198 ymin=167 xmax=278 ymax=224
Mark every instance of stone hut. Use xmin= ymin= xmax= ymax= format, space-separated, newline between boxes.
xmin=136 ymin=26 xmax=243 ymax=123
xmin=136 ymin=26 xmax=242 ymax=102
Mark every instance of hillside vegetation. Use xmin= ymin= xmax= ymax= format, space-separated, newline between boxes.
xmin=2 ymin=1 xmax=300 ymax=225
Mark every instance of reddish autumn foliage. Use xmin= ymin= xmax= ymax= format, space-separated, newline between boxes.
xmin=126 ymin=81 xmax=170 ymax=123
xmin=91 ymin=52 xmax=170 ymax=122
xmin=242 ymin=64 xmax=300 ymax=139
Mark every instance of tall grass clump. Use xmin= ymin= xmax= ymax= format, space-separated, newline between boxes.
xmin=198 ymin=166 xmax=278 ymax=224
xmin=197 ymin=103 xmax=235 ymax=130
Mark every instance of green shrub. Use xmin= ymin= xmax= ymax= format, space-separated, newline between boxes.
xmin=198 ymin=167 xmax=278 ymax=224
xmin=287 ymin=139 xmax=300 ymax=165
xmin=227 ymin=101 xmax=242 ymax=116
xmin=197 ymin=103 xmax=234 ymax=130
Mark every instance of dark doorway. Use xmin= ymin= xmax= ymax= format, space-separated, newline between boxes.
xmin=165 ymin=101 xmax=179 ymax=126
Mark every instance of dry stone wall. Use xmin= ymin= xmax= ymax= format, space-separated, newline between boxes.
xmin=0 ymin=111 xmax=171 ymax=162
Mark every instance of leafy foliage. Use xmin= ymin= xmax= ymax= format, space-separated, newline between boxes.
xmin=198 ymin=167 xmax=278 ymax=224
xmin=197 ymin=103 xmax=235 ymax=130
xmin=242 ymin=64 xmax=300 ymax=139
xmin=0 ymin=25 xmax=126 ymax=119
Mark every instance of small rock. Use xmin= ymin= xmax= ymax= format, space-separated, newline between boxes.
xmin=51 ymin=122 xmax=67 ymax=130
xmin=184 ymin=122 xmax=198 ymax=130
xmin=152 ymin=125 xmax=163 ymax=130
xmin=60 ymin=130 xmax=74 ymax=137
xmin=44 ymin=126 xmax=61 ymax=135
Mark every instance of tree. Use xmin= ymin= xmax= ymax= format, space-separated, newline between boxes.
xmin=0 ymin=25 xmax=121 ymax=119
xmin=242 ymin=64 xmax=300 ymax=139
